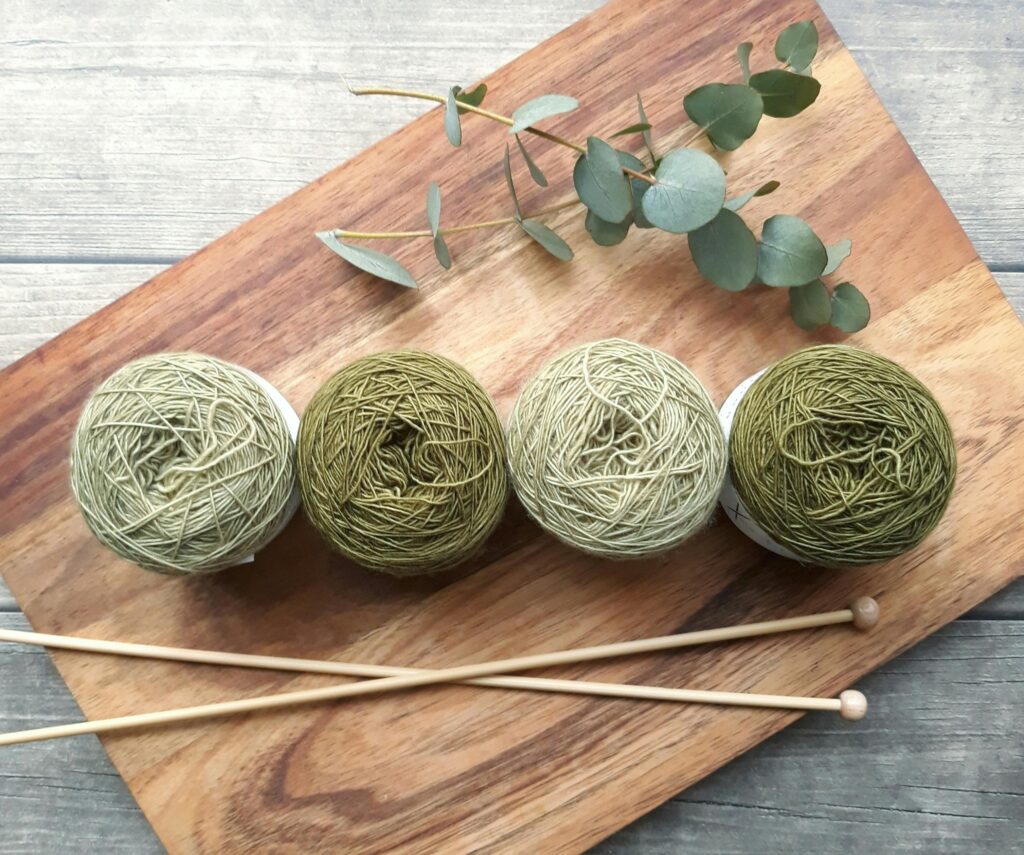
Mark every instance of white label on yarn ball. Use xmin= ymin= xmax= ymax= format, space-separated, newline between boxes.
xmin=235 ymin=367 xmax=301 ymax=566
xmin=717 ymin=370 xmax=802 ymax=562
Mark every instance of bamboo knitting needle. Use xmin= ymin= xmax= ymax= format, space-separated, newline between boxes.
xmin=0 ymin=599 xmax=877 ymax=746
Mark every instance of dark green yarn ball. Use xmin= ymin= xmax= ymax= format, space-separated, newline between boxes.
xmin=297 ymin=350 xmax=508 ymax=576
xmin=729 ymin=345 xmax=957 ymax=568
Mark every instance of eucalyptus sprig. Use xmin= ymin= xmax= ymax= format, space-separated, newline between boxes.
xmin=318 ymin=19 xmax=869 ymax=333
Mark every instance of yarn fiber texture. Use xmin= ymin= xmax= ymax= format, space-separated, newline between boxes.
xmin=507 ymin=339 xmax=727 ymax=559
xmin=70 ymin=353 xmax=296 ymax=575
xmin=729 ymin=345 xmax=957 ymax=568
xmin=297 ymin=350 xmax=508 ymax=576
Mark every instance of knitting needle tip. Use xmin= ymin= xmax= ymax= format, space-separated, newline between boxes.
xmin=849 ymin=597 xmax=880 ymax=631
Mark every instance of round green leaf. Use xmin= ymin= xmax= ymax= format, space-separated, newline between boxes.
xmin=757 ymin=214 xmax=827 ymax=286
xmin=585 ymin=209 xmax=632 ymax=246
xmin=789 ymin=280 xmax=831 ymax=330
xmin=830 ymin=282 xmax=871 ymax=332
xmin=315 ymin=232 xmax=417 ymax=289
xmin=683 ymin=83 xmax=764 ymax=151
xmin=748 ymin=69 xmax=820 ymax=118
xmin=520 ymin=218 xmax=574 ymax=261
xmin=687 ymin=208 xmax=758 ymax=291
xmin=775 ymin=20 xmax=818 ymax=72
xmin=822 ymin=238 xmax=853 ymax=276
xmin=573 ymin=148 xmax=644 ymax=225
xmin=641 ymin=148 xmax=726 ymax=234
xmin=509 ymin=94 xmax=578 ymax=134
xmin=577 ymin=137 xmax=633 ymax=223
xmin=630 ymin=179 xmax=655 ymax=228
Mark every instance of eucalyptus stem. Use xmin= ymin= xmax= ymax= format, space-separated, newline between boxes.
xmin=350 ymin=86 xmax=655 ymax=184
xmin=330 ymin=198 xmax=582 ymax=241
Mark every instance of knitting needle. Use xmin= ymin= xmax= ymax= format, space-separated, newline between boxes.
xmin=0 ymin=599 xmax=877 ymax=745
xmin=0 ymin=597 xmax=878 ymax=693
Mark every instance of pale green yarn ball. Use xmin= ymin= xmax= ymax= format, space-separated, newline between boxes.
xmin=69 ymin=353 xmax=297 ymax=575
xmin=506 ymin=339 xmax=727 ymax=559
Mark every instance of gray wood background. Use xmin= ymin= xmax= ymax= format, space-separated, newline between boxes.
xmin=1 ymin=1 xmax=1021 ymax=851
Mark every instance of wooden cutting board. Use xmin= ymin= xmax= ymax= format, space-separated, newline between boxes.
xmin=1 ymin=0 xmax=1021 ymax=850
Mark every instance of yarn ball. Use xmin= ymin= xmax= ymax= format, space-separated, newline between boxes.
xmin=729 ymin=345 xmax=957 ymax=568
xmin=70 ymin=353 xmax=297 ymax=575
xmin=297 ymin=350 xmax=508 ymax=576
xmin=506 ymin=339 xmax=727 ymax=559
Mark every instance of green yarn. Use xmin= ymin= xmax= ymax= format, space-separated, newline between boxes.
xmin=70 ymin=353 xmax=297 ymax=575
xmin=297 ymin=350 xmax=508 ymax=576
xmin=506 ymin=339 xmax=727 ymax=559
xmin=729 ymin=345 xmax=957 ymax=568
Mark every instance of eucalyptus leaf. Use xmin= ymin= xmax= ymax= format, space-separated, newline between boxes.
xmin=757 ymin=214 xmax=827 ymax=286
xmin=631 ymin=178 xmax=655 ymax=228
xmin=315 ymin=232 xmax=417 ymax=289
xmin=775 ymin=20 xmax=818 ymax=72
xmin=724 ymin=180 xmax=781 ymax=212
xmin=503 ymin=144 xmax=521 ymax=218
xmin=610 ymin=122 xmax=652 ymax=138
xmin=444 ymin=87 xmax=462 ymax=146
xmin=573 ymin=147 xmax=644 ymax=225
xmin=789 ymin=279 xmax=831 ymax=330
xmin=736 ymin=41 xmax=753 ymax=84
xmin=830 ymin=282 xmax=871 ymax=332
xmin=515 ymin=134 xmax=548 ymax=186
xmin=641 ymin=148 xmax=726 ymax=233
xmin=822 ymin=238 xmax=852 ymax=276
xmin=683 ymin=83 xmax=764 ymax=151
xmin=520 ymin=218 xmax=574 ymax=261
xmin=636 ymin=93 xmax=656 ymax=162
xmin=577 ymin=136 xmax=633 ymax=223
xmin=748 ymin=69 xmax=820 ymax=118
xmin=433 ymin=234 xmax=452 ymax=269
xmin=426 ymin=181 xmax=441 ymax=237
xmin=454 ymin=82 xmax=487 ymax=114
xmin=688 ymin=208 xmax=758 ymax=291
xmin=585 ymin=209 xmax=632 ymax=246
xmin=509 ymin=94 xmax=578 ymax=134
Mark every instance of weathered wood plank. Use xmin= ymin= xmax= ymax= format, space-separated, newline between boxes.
xmin=0 ymin=265 xmax=166 ymax=364
xmin=0 ymin=615 xmax=162 ymax=854
xmin=0 ymin=0 xmax=1020 ymax=264
xmin=3 ymin=613 xmax=1020 ymax=854
xmin=602 ymin=620 xmax=1024 ymax=853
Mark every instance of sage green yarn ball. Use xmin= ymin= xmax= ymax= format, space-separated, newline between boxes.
xmin=297 ymin=350 xmax=509 ymax=576
xmin=69 ymin=353 xmax=297 ymax=575
xmin=729 ymin=345 xmax=957 ymax=568
xmin=506 ymin=339 xmax=727 ymax=559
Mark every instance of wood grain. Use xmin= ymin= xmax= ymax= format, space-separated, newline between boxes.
xmin=0 ymin=0 xmax=1022 ymax=852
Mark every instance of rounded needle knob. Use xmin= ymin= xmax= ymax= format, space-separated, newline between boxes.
xmin=850 ymin=596 xmax=880 ymax=631
xmin=839 ymin=689 xmax=868 ymax=721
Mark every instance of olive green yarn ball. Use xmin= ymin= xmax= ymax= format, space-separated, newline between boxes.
xmin=297 ymin=350 xmax=509 ymax=576
xmin=729 ymin=345 xmax=957 ymax=568
xmin=69 ymin=353 xmax=297 ymax=575
xmin=506 ymin=339 xmax=727 ymax=560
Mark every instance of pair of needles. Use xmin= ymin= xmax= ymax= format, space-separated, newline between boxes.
xmin=0 ymin=597 xmax=879 ymax=747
